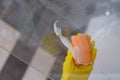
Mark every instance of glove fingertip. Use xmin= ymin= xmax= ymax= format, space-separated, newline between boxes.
xmin=92 ymin=48 xmax=97 ymax=63
xmin=77 ymin=33 xmax=81 ymax=36
xmin=90 ymin=40 xmax=95 ymax=49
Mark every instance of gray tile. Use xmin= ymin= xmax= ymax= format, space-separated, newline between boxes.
xmin=39 ymin=0 xmax=72 ymax=16
xmin=34 ymin=8 xmax=62 ymax=38
xmin=85 ymin=3 xmax=96 ymax=15
xmin=32 ymin=6 xmax=45 ymax=27
xmin=17 ymin=19 xmax=35 ymax=42
xmin=10 ymin=5 xmax=46 ymax=42
xmin=24 ymin=0 xmax=43 ymax=8
xmin=48 ymin=0 xmax=72 ymax=15
xmin=0 ymin=0 xmax=13 ymax=17
xmin=0 ymin=55 xmax=28 ymax=80
xmin=27 ymin=7 xmax=47 ymax=40
xmin=11 ymin=40 xmax=37 ymax=63
xmin=0 ymin=47 xmax=10 ymax=72
xmin=46 ymin=50 xmax=66 ymax=80
xmin=3 ymin=0 xmax=34 ymax=29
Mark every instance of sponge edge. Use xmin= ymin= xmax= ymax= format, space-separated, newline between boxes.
xmin=71 ymin=34 xmax=92 ymax=65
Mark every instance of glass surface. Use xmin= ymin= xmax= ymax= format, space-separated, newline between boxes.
xmin=0 ymin=0 xmax=120 ymax=80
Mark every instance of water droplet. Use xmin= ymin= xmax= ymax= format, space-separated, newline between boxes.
xmin=105 ymin=11 xmax=110 ymax=16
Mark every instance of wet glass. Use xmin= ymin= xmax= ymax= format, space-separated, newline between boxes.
xmin=0 ymin=0 xmax=120 ymax=80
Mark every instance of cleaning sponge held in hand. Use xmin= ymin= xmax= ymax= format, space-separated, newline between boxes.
xmin=71 ymin=34 xmax=91 ymax=65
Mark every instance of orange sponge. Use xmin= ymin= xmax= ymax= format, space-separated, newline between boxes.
xmin=71 ymin=34 xmax=91 ymax=65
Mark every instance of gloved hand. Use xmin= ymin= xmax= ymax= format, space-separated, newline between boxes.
xmin=61 ymin=33 xmax=97 ymax=80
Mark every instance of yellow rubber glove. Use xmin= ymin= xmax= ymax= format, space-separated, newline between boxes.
xmin=61 ymin=33 xmax=97 ymax=80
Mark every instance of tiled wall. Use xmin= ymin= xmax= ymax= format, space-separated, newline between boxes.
xmin=0 ymin=0 xmax=68 ymax=80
